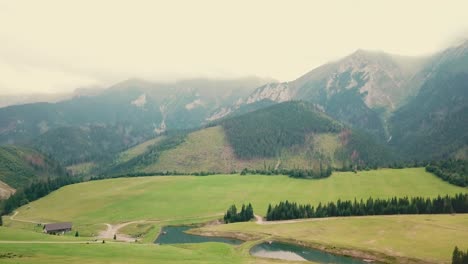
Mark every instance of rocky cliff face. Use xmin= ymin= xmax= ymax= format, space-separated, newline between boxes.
xmin=208 ymin=49 xmax=426 ymax=140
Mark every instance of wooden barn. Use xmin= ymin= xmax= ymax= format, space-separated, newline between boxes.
xmin=43 ymin=222 xmax=72 ymax=234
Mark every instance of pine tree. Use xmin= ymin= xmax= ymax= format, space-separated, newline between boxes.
xmin=452 ymin=246 xmax=460 ymax=264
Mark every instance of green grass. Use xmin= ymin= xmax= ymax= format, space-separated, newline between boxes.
xmin=0 ymin=227 xmax=277 ymax=264
xmin=203 ymin=214 xmax=468 ymax=263
xmin=0 ymin=242 xmax=254 ymax=264
xmin=0 ymin=227 xmax=88 ymax=241
xmin=118 ymin=137 xmax=164 ymax=163
xmin=11 ymin=168 xmax=467 ymax=236
xmin=3 ymin=168 xmax=467 ymax=263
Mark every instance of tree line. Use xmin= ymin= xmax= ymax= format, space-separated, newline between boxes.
xmin=426 ymin=159 xmax=467 ymax=187
xmin=240 ymin=167 xmax=332 ymax=179
xmin=266 ymin=193 xmax=468 ymax=221
xmin=452 ymin=246 xmax=468 ymax=264
xmin=223 ymin=203 xmax=254 ymax=223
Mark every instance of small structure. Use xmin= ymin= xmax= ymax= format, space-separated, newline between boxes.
xmin=43 ymin=222 xmax=72 ymax=235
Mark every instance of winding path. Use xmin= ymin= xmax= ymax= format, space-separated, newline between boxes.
xmin=10 ymin=211 xmax=44 ymax=224
xmin=97 ymin=214 xmax=224 ymax=242
xmin=98 ymin=221 xmax=146 ymax=242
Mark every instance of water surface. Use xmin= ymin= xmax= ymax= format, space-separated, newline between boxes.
xmin=154 ymin=226 xmax=243 ymax=245
xmin=250 ymin=241 xmax=368 ymax=264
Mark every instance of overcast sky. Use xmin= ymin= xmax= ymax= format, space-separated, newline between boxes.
xmin=1 ymin=0 xmax=468 ymax=95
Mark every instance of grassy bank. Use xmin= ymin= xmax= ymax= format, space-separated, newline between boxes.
xmin=202 ymin=214 xmax=468 ymax=263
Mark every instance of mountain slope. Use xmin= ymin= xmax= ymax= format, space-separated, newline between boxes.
xmin=0 ymin=145 xmax=66 ymax=199
xmin=104 ymin=101 xmax=392 ymax=175
xmin=218 ymin=101 xmax=342 ymax=159
xmin=33 ymin=126 xmax=133 ymax=165
xmin=209 ymin=50 xmax=427 ymax=140
xmin=0 ymin=77 xmax=269 ymax=167
xmin=390 ymin=42 xmax=468 ymax=160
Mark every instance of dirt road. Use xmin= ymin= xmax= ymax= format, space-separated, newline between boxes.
xmin=9 ymin=211 xmax=44 ymax=224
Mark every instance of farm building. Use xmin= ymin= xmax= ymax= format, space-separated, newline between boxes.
xmin=43 ymin=222 xmax=72 ymax=234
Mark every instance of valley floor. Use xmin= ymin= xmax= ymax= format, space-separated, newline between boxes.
xmin=1 ymin=168 xmax=467 ymax=263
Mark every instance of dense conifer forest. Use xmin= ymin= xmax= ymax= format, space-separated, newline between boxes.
xmin=266 ymin=193 xmax=468 ymax=221
xmin=426 ymin=159 xmax=468 ymax=187
xmin=220 ymin=101 xmax=342 ymax=159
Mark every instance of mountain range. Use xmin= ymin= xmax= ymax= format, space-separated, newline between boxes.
xmin=0 ymin=40 xmax=467 ymax=189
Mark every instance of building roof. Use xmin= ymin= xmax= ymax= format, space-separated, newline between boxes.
xmin=44 ymin=222 xmax=72 ymax=231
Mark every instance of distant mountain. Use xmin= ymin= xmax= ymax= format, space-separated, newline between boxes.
xmin=390 ymin=41 xmax=468 ymax=160
xmin=0 ymin=77 xmax=271 ymax=165
xmin=0 ymin=86 xmax=105 ymax=108
xmin=209 ymin=50 xmax=428 ymax=140
xmin=1 ymin=42 xmax=466 ymax=168
xmin=0 ymin=145 xmax=65 ymax=199
xmin=0 ymin=93 xmax=70 ymax=108
xmin=102 ymin=101 xmax=392 ymax=175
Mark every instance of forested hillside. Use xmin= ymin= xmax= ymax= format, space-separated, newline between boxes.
xmin=218 ymin=101 xmax=392 ymax=169
xmin=33 ymin=126 xmax=134 ymax=165
xmin=219 ymin=101 xmax=342 ymax=159
xmin=96 ymin=101 xmax=394 ymax=176
xmin=426 ymin=159 xmax=468 ymax=187
xmin=0 ymin=146 xmax=66 ymax=198
xmin=390 ymin=72 xmax=468 ymax=160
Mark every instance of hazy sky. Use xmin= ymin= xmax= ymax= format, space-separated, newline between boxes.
xmin=1 ymin=0 xmax=468 ymax=95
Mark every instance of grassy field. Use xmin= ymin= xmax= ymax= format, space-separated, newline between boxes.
xmin=201 ymin=214 xmax=468 ymax=263
xmin=118 ymin=137 xmax=165 ymax=163
xmin=0 ymin=227 xmax=279 ymax=264
xmin=2 ymin=168 xmax=467 ymax=263
xmin=0 ymin=242 xmax=252 ymax=264
xmin=0 ymin=227 xmax=88 ymax=242
xmin=10 ymin=168 xmax=466 ymax=235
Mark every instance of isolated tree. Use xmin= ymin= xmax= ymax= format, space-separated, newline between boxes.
xmin=113 ymin=234 xmax=117 ymax=240
xmin=453 ymin=246 xmax=461 ymax=264
xmin=224 ymin=203 xmax=254 ymax=223
xmin=75 ymin=231 xmax=79 ymax=237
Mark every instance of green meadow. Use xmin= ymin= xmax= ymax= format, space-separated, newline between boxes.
xmin=11 ymin=168 xmax=466 ymax=234
xmin=1 ymin=168 xmax=466 ymax=263
xmin=202 ymin=214 xmax=468 ymax=263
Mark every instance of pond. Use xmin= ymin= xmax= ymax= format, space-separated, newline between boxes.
xmin=250 ymin=241 xmax=369 ymax=264
xmin=154 ymin=226 xmax=243 ymax=245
